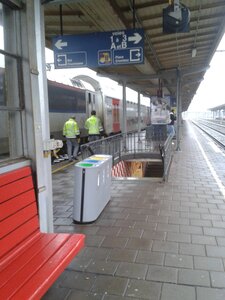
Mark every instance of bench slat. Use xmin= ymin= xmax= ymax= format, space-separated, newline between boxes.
xmin=0 ymin=176 xmax=34 ymax=203
xmin=0 ymin=189 xmax=36 ymax=221
xmin=0 ymin=234 xmax=85 ymax=300
xmin=1 ymin=202 xmax=38 ymax=239
xmin=0 ymin=217 xmax=39 ymax=259
xmin=0 ymin=233 xmax=58 ymax=286
xmin=0 ymin=166 xmax=31 ymax=187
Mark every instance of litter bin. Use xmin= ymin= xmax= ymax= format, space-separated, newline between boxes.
xmin=73 ymin=154 xmax=112 ymax=223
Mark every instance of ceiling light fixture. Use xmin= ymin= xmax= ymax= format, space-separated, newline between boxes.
xmin=192 ymin=48 xmax=197 ymax=58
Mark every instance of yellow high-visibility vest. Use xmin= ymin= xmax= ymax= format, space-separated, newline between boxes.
xmin=63 ymin=118 xmax=80 ymax=138
xmin=85 ymin=115 xmax=103 ymax=134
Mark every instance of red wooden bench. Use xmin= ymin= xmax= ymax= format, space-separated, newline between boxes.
xmin=0 ymin=166 xmax=85 ymax=300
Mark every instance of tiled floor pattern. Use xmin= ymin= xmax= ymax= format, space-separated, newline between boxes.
xmin=43 ymin=121 xmax=225 ymax=300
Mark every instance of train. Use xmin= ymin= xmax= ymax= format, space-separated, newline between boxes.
xmin=48 ymin=77 xmax=151 ymax=142
xmin=0 ymin=75 xmax=151 ymax=158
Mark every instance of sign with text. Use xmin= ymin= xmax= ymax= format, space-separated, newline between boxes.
xmin=52 ymin=29 xmax=144 ymax=69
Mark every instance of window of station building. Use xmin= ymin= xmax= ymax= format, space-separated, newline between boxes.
xmin=0 ymin=3 xmax=24 ymax=162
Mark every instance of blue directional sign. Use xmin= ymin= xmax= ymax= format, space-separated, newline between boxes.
xmin=52 ymin=29 xmax=144 ymax=69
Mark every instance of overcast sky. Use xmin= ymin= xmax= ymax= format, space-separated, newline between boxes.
xmin=188 ymin=33 xmax=225 ymax=112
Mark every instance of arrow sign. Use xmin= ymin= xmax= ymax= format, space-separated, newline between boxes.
xmin=128 ymin=32 xmax=143 ymax=44
xmin=55 ymin=39 xmax=68 ymax=50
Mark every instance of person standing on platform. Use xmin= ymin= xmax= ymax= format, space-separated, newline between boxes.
xmin=85 ymin=110 xmax=104 ymax=142
xmin=167 ymin=109 xmax=176 ymax=136
xmin=63 ymin=116 xmax=80 ymax=162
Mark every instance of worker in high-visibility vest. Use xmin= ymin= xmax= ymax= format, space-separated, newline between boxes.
xmin=85 ymin=110 xmax=104 ymax=142
xmin=63 ymin=116 xmax=80 ymax=162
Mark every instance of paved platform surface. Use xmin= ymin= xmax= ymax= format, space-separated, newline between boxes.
xmin=43 ymin=121 xmax=225 ymax=300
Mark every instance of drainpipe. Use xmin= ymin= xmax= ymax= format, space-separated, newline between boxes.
xmin=122 ymin=80 xmax=127 ymax=150
xmin=176 ymin=69 xmax=181 ymax=151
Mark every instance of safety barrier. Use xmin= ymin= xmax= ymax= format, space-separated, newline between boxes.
xmin=80 ymin=126 xmax=174 ymax=180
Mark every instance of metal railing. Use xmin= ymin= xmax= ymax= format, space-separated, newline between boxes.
xmin=159 ymin=134 xmax=174 ymax=181
xmin=80 ymin=125 xmax=174 ymax=180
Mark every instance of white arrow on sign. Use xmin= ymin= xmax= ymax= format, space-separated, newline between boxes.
xmin=128 ymin=33 xmax=142 ymax=44
xmin=55 ymin=39 xmax=68 ymax=50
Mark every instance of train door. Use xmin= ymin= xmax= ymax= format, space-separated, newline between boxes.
xmin=86 ymin=91 xmax=96 ymax=116
xmin=112 ymin=98 xmax=120 ymax=133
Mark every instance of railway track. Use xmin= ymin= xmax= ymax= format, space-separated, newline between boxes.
xmin=192 ymin=119 xmax=225 ymax=148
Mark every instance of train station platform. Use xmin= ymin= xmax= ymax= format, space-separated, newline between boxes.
xmin=43 ymin=120 xmax=225 ymax=300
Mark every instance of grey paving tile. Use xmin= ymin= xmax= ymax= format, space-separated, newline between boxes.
xmin=180 ymin=224 xmax=203 ymax=235
xmin=91 ymin=275 xmax=128 ymax=296
xmin=179 ymin=243 xmax=206 ymax=256
xmin=211 ymin=271 xmax=225 ymax=288
xmin=165 ymin=253 xmax=193 ymax=269
xmin=81 ymin=247 xmax=110 ymax=260
xmin=135 ymin=250 xmax=164 ymax=265
xmin=42 ymin=287 xmax=70 ymax=300
xmin=152 ymin=240 xmax=179 ymax=253
xmin=96 ymin=227 xmax=121 ymax=236
xmin=216 ymin=237 xmax=225 ymax=246
xmin=178 ymin=269 xmax=210 ymax=287
xmin=156 ymin=223 xmax=179 ymax=232
xmin=194 ymin=256 xmax=224 ymax=271
xmin=201 ymin=214 xmax=222 ymax=221
xmin=125 ymin=279 xmax=162 ymax=300
xmin=86 ymin=260 xmax=119 ymax=275
xmin=60 ymin=271 xmax=96 ymax=291
xmin=134 ymin=221 xmax=157 ymax=230
xmin=191 ymin=234 xmax=217 ymax=245
xmin=147 ymin=215 xmax=169 ymax=224
xmin=117 ymin=228 xmax=143 ymax=238
xmin=85 ymin=235 xmax=105 ymax=247
xmin=203 ymin=227 xmax=225 ymax=237
xmin=67 ymin=257 xmax=92 ymax=272
xmin=212 ymin=221 xmax=225 ymax=228
xmin=197 ymin=287 xmax=225 ymax=300
xmin=103 ymin=295 xmax=139 ymax=300
xmin=168 ymin=217 xmax=189 ymax=225
xmin=166 ymin=232 xmax=191 ymax=243
xmin=125 ymin=237 xmax=153 ymax=250
xmin=161 ymin=283 xmax=195 ymax=300
xmin=114 ymin=219 xmax=136 ymax=228
xmin=180 ymin=213 xmax=201 ymax=222
xmin=146 ymin=265 xmax=178 ymax=283
xmin=142 ymin=230 xmax=166 ymax=241
xmin=206 ymin=245 xmax=225 ymax=258
xmin=190 ymin=219 xmax=212 ymax=227
xmin=101 ymin=236 xmax=128 ymax=248
xmin=115 ymin=262 xmax=148 ymax=279
xmin=67 ymin=290 xmax=103 ymax=300
xmin=108 ymin=249 xmax=137 ymax=263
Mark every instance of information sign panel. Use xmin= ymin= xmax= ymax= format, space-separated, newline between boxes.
xmin=52 ymin=29 xmax=144 ymax=68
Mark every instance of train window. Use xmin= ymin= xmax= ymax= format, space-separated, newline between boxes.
xmin=0 ymin=4 xmax=23 ymax=161
xmin=88 ymin=93 xmax=91 ymax=104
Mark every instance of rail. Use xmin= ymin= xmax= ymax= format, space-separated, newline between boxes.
xmin=80 ymin=126 xmax=174 ymax=180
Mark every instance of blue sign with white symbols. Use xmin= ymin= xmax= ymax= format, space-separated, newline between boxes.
xmin=52 ymin=29 xmax=144 ymax=69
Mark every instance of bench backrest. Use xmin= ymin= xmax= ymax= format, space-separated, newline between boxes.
xmin=0 ymin=166 xmax=40 ymax=260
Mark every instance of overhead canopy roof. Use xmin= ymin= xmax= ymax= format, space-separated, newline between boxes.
xmin=43 ymin=0 xmax=225 ymax=111
xmin=209 ymin=104 xmax=225 ymax=111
